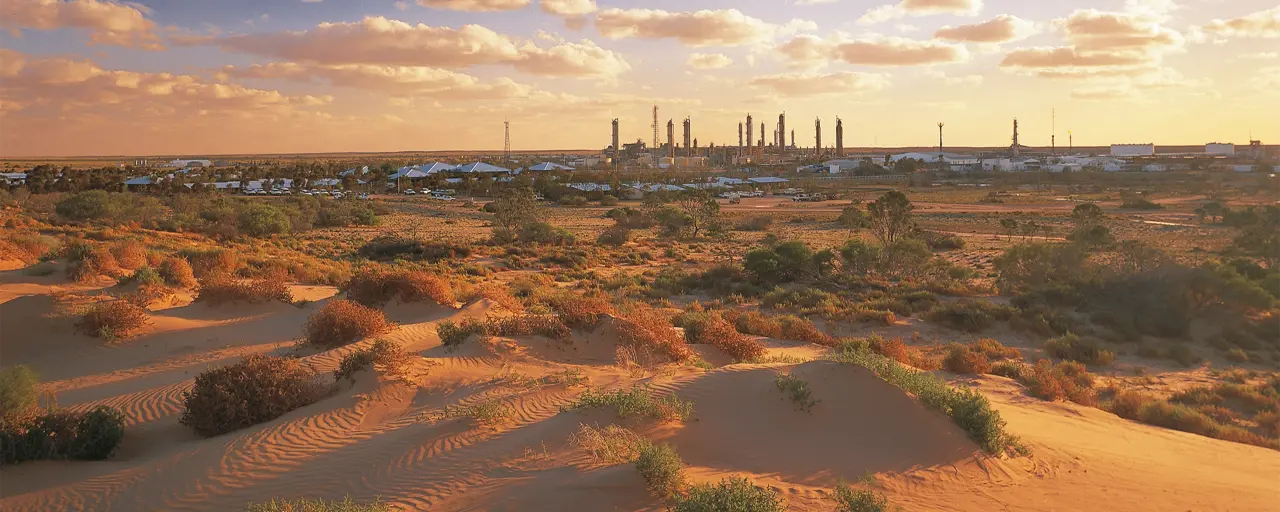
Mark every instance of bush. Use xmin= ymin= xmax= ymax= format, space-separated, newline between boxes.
xmin=942 ymin=344 xmax=991 ymax=374
xmin=546 ymin=293 xmax=615 ymax=329
xmin=195 ymin=274 xmax=293 ymax=305
xmin=334 ymin=339 xmax=414 ymax=382
xmin=1167 ymin=344 xmax=1201 ymax=367
xmin=1108 ymin=390 xmax=1273 ymax=449
xmin=924 ymin=299 xmax=1015 ymax=332
xmin=158 ymin=256 xmax=198 ymax=288
xmin=745 ymin=241 xmax=819 ymax=284
xmin=436 ymin=399 xmax=512 ymax=428
xmin=971 ymin=338 xmax=1020 ymax=360
xmin=558 ymin=195 xmax=588 ymax=206
xmin=596 ymin=226 xmax=631 ymax=246
xmin=437 ymin=317 xmax=487 ymax=349
xmin=56 ymin=190 xmax=120 ymax=222
xmin=1044 ymin=333 xmax=1114 ymax=366
xmin=838 ymin=239 xmax=881 ymax=276
xmin=1119 ymin=198 xmax=1163 ymax=210
xmin=1 ymin=406 xmax=126 ymax=464
xmin=832 ymin=484 xmax=890 ymax=512
xmin=778 ymin=316 xmax=834 ymax=345
xmin=179 ymin=355 xmax=326 ymax=437
xmin=634 ymin=442 xmax=685 ymax=499
xmin=1017 ymin=360 xmax=1096 ymax=405
xmin=989 ymin=360 xmax=1026 ymax=380
xmin=304 ymin=299 xmax=393 ymax=348
xmin=599 ymin=195 xmax=620 ymax=206
xmin=563 ymin=387 xmax=694 ymax=422
xmin=615 ymin=306 xmax=694 ymax=363
xmin=775 ymin=373 xmax=818 ymax=412
xmin=0 ymin=365 xmax=40 ymax=425
xmin=674 ymin=477 xmax=786 ymax=512
xmin=245 ymin=497 xmax=390 ymax=512
xmin=0 ymin=233 xmax=58 ymax=263
xmin=484 ymin=315 xmax=572 ymax=341
xmin=344 ymin=268 xmax=454 ymax=307
xmin=238 ymin=204 xmax=293 ymax=237
xmin=736 ymin=215 xmax=774 ymax=232
xmin=185 ymin=249 xmax=240 ymax=278
xmin=357 ymin=235 xmax=471 ymax=262
xmin=122 ymin=266 xmax=164 ymax=288
xmin=832 ymin=342 xmax=1022 ymax=455
xmin=838 ymin=206 xmax=870 ymax=229
xmin=109 ymin=241 xmax=148 ymax=270
xmin=76 ymin=300 xmax=148 ymax=340
xmin=568 ymin=423 xmax=646 ymax=464
xmin=726 ymin=310 xmax=783 ymax=338
xmin=66 ymin=244 xmax=121 ymax=282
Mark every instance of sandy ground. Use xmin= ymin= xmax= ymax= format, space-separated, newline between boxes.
xmin=1 ymin=277 xmax=1278 ymax=511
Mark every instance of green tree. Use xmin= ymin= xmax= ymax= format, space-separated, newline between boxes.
xmin=999 ymin=218 xmax=1019 ymax=240
xmin=1071 ymin=203 xmax=1104 ymax=229
xmin=237 ymin=204 xmax=292 ymax=237
xmin=675 ymin=190 xmax=721 ymax=239
xmin=866 ymin=191 xmax=913 ymax=246
xmin=490 ymin=187 xmax=541 ymax=238
xmin=1229 ymin=205 xmax=1280 ymax=268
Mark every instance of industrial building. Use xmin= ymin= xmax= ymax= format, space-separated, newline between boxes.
xmin=1205 ymin=143 xmax=1235 ymax=156
xmin=1111 ymin=144 xmax=1156 ymax=157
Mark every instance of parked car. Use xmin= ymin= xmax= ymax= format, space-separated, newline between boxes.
xmin=792 ymin=194 xmax=821 ymax=202
xmin=403 ymin=189 xmax=417 ymax=195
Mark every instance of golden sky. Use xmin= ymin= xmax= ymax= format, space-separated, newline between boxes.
xmin=0 ymin=0 xmax=1277 ymax=156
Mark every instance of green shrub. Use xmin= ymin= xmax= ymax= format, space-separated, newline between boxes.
xmin=436 ymin=399 xmax=513 ymax=428
xmin=1 ymin=405 xmax=126 ymax=464
xmin=745 ymin=241 xmax=820 ymax=284
xmin=179 ymin=355 xmax=326 ymax=437
xmin=989 ymin=360 xmax=1027 ymax=380
xmin=245 ymin=497 xmax=390 ymax=512
xmin=635 ymin=442 xmax=685 ymax=499
xmin=674 ymin=477 xmax=785 ymax=512
xmin=304 ymin=299 xmax=392 ymax=348
xmin=597 ymin=225 xmax=631 ymax=246
xmin=562 ymin=387 xmax=693 ymax=422
xmin=0 ymin=365 xmax=40 ymax=425
xmin=76 ymin=300 xmax=148 ymax=340
xmin=238 ymin=204 xmax=292 ymax=237
xmin=774 ymin=373 xmax=818 ymax=412
xmin=832 ymin=484 xmax=890 ymax=512
xmin=832 ymin=342 xmax=1022 ymax=455
xmin=924 ymin=299 xmax=1015 ymax=332
xmin=736 ymin=215 xmax=774 ymax=232
xmin=437 ymin=318 xmax=487 ymax=349
xmin=357 ymin=235 xmax=471 ymax=262
xmin=1044 ymin=332 xmax=1115 ymax=366
xmin=56 ymin=190 xmax=120 ymax=221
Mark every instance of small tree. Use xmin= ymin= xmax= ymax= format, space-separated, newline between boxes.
xmin=866 ymin=191 xmax=913 ymax=246
xmin=999 ymin=218 xmax=1019 ymax=240
xmin=675 ymin=190 xmax=721 ymax=239
xmin=490 ymin=187 xmax=541 ymax=240
xmin=1071 ymin=203 xmax=1104 ymax=230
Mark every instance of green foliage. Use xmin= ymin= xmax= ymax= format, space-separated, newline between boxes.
xmin=0 ymin=365 xmax=40 ymax=425
xmin=838 ymin=205 xmax=870 ymax=229
xmin=1108 ymin=390 xmax=1275 ymax=449
xmin=562 ymin=387 xmax=694 ymax=421
xmin=924 ymin=299 xmax=1015 ymax=332
xmin=179 ymin=355 xmax=326 ymax=437
xmin=357 ymin=235 xmax=471 ymax=262
xmin=993 ymin=243 xmax=1091 ymax=293
xmin=866 ymin=191 xmax=914 ymax=245
xmin=597 ymin=225 xmax=631 ymax=246
xmin=839 ymin=239 xmax=881 ymax=275
xmin=316 ymin=201 xmax=379 ymax=227
xmin=436 ymin=399 xmax=513 ymax=428
xmin=744 ymin=240 xmax=822 ymax=284
xmin=1 ymin=406 xmax=126 ymax=464
xmin=237 ymin=204 xmax=293 ymax=237
xmin=774 ymin=373 xmax=818 ymax=412
xmin=55 ymin=190 xmax=120 ymax=221
xmin=1044 ymin=332 xmax=1115 ymax=366
xmin=673 ymin=477 xmax=786 ymax=512
xmin=245 ymin=497 xmax=390 ymax=512
xmin=832 ymin=484 xmax=891 ymax=512
xmin=832 ymin=342 xmax=1022 ymax=455
xmin=635 ymin=442 xmax=686 ymax=499
xmin=436 ymin=318 xmax=487 ymax=349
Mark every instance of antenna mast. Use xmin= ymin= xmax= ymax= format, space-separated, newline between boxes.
xmin=503 ymin=120 xmax=511 ymax=161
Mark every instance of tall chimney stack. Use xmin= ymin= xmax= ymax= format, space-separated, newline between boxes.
xmin=611 ymin=118 xmax=619 ymax=157
xmin=745 ymin=114 xmax=754 ymax=156
xmin=682 ymin=117 xmax=692 ymax=157
xmin=778 ymin=112 xmax=786 ymax=151
xmin=666 ymin=119 xmax=675 ymax=159
xmin=815 ymin=117 xmax=822 ymax=156
xmin=738 ymin=122 xmax=743 ymax=149
xmin=835 ymin=117 xmax=844 ymax=157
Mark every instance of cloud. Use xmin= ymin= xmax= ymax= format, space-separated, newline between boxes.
xmin=0 ymin=0 xmax=162 ymax=49
xmin=1237 ymin=52 xmax=1278 ymax=61
xmin=1002 ymin=46 xmax=1148 ymax=69
xmin=778 ymin=34 xmax=968 ymax=68
xmin=1060 ymin=9 xmax=1184 ymax=53
xmin=1250 ymin=67 xmax=1280 ymax=92
xmin=749 ymin=71 xmax=890 ymax=97
xmin=1000 ymin=4 xmax=1184 ymax=80
xmin=1203 ymin=6 xmax=1280 ymax=39
xmin=935 ymin=14 xmax=1036 ymax=43
xmin=1070 ymin=85 xmax=1140 ymax=101
xmin=858 ymin=0 xmax=982 ymax=25
xmin=220 ymin=62 xmax=532 ymax=99
xmin=201 ymin=17 xmax=629 ymax=78
xmin=595 ymin=8 xmax=779 ymax=46
xmin=0 ymin=49 xmax=328 ymax=118
xmin=686 ymin=52 xmax=733 ymax=69
xmin=540 ymin=0 xmax=595 ymax=16
xmin=416 ymin=0 xmax=531 ymax=12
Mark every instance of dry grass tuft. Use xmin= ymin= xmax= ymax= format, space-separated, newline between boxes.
xmin=568 ymin=423 xmax=647 ymax=464
xmin=334 ymin=339 xmax=415 ymax=382
xmin=484 ymin=314 xmax=572 ymax=341
xmin=67 ymin=245 xmax=121 ymax=282
xmin=615 ymin=306 xmax=694 ymax=363
xmin=1018 ymin=359 xmax=1096 ymax=405
xmin=547 ymin=293 xmax=615 ymax=329
xmin=304 ymin=299 xmax=393 ymax=348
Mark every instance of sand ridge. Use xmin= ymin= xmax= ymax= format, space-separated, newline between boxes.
xmin=2 ymin=279 xmax=1279 ymax=511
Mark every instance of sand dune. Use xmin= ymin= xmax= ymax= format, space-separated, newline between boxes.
xmin=2 ymin=279 xmax=1278 ymax=511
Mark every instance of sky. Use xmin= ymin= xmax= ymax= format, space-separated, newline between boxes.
xmin=0 ymin=0 xmax=1277 ymax=157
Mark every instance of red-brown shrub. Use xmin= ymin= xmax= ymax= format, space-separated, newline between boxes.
xmin=67 ymin=246 xmax=121 ymax=283
xmin=942 ymin=344 xmax=992 ymax=374
xmin=195 ymin=273 xmax=292 ymax=305
xmin=971 ymin=338 xmax=1021 ymax=360
xmin=188 ymin=250 xmax=240 ymax=278
xmin=109 ymin=241 xmax=147 ymax=270
xmin=76 ymin=300 xmax=148 ymax=340
xmin=468 ymin=283 xmax=524 ymax=312
xmin=179 ymin=355 xmax=326 ymax=437
xmin=616 ymin=306 xmax=693 ymax=363
xmin=724 ymin=310 xmax=783 ymax=339
xmin=1018 ymin=359 xmax=1096 ymax=405
xmin=700 ymin=317 xmax=765 ymax=362
xmin=868 ymin=335 xmax=911 ymax=364
xmin=777 ymin=316 xmax=835 ymax=346
xmin=158 ymin=256 xmax=197 ymax=288
xmin=304 ymin=299 xmax=393 ymax=348
xmin=548 ymin=293 xmax=615 ymax=329
xmin=485 ymin=314 xmax=571 ymax=341
xmin=344 ymin=268 xmax=455 ymax=307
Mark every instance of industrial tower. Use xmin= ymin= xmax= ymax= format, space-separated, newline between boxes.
xmin=611 ymin=118 xmax=620 ymax=157
xmin=815 ymin=117 xmax=821 ymax=156
xmin=1012 ymin=118 xmax=1020 ymax=157
xmin=738 ymin=122 xmax=743 ymax=149
xmin=682 ymin=117 xmax=691 ymax=156
xmin=759 ymin=122 xmax=764 ymax=149
xmin=835 ymin=117 xmax=844 ymax=157
xmin=503 ymin=120 xmax=511 ymax=161
xmin=652 ymin=105 xmax=659 ymax=149
xmin=1051 ymin=109 xmax=1056 ymax=156
xmin=666 ymin=119 xmax=675 ymax=159
xmin=778 ymin=112 xmax=786 ymax=150
xmin=745 ymin=114 xmax=754 ymax=156
xmin=938 ymin=122 xmax=945 ymax=159
xmin=790 ymin=130 xmax=795 ymax=151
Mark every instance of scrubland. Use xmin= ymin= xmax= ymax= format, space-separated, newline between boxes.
xmin=1 ymin=175 xmax=1278 ymax=511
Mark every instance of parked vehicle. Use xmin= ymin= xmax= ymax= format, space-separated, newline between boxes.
xmin=403 ymin=189 xmax=417 ymax=195
xmin=791 ymin=194 xmax=821 ymax=202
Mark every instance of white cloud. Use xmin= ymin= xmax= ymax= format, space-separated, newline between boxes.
xmin=858 ymin=0 xmax=982 ymax=25
xmin=935 ymin=14 xmax=1037 ymax=43
xmin=220 ymin=62 xmax=533 ymax=99
xmin=686 ymin=52 xmax=733 ymax=69
xmin=0 ymin=0 xmax=162 ymax=49
xmin=749 ymin=71 xmax=890 ymax=97
xmin=416 ymin=0 xmax=531 ymax=12
xmin=1203 ymin=6 xmax=1280 ymax=39
xmin=596 ymin=8 xmax=797 ymax=46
